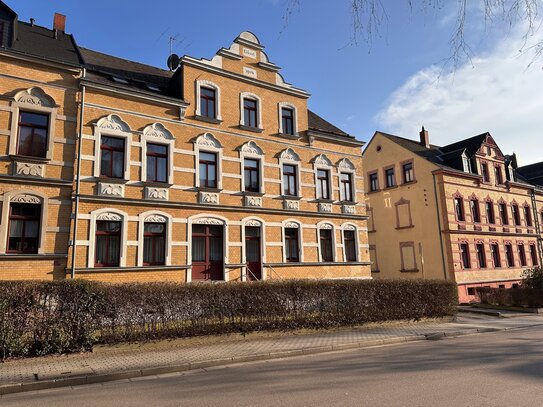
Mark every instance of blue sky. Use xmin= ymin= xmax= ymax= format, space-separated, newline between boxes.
xmin=13 ymin=1 xmax=543 ymax=165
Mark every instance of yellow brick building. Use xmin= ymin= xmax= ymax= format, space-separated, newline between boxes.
xmin=363 ymin=128 xmax=543 ymax=302
xmin=0 ymin=2 xmax=371 ymax=282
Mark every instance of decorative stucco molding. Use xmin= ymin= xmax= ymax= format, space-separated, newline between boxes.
xmin=239 ymin=141 xmax=264 ymax=156
xmin=14 ymin=162 xmax=45 ymax=178
xmin=144 ymin=214 xmax=168 ymax=223
xmin=194 ymin=133 xmax=222 ymax=149
xmin=145 ymin=186 xmax=169 ymax=201
xmin=279 ymin=148 xmax=300 ymax=162
xmin=342 ymin=204 xmax=356 ymax=215
xmin=193 ymin=217 xmax=224 ymax=225
xmin=142 ymin=123 xmax=174 ymax=140
xmin=96 ymin=212 xmax=122 ymax=221
xmin=14 ymin=87 xmax=56 ymax=107
xmin=10 ymin=194 xmax=42 ymax=204
xmin=245 ymin=195 xmax=262 ymax=208
xmin=199 ymin=191 xmax=219 ymax=205
xmin=284 ymin=199 xmax=300 ymax=210
xmin=337 ymin=158 xmax=356 ymax=171
xmin=318 ymin=202 xmax=333 ymax=213
xmin=98 ymin=182 xmax=125 ymax=197
xmin=96 ymin=114 xmax=130 ymax=132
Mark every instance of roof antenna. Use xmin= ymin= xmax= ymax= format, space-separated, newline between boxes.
xmin=166 ymin=36 xmax=180 ymax=71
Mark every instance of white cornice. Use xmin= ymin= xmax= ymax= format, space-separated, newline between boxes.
xmin=0 ymin=49 xmax=81 ymax=73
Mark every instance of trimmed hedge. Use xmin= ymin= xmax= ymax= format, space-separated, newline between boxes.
xmin=0 ymin=279 xmax=457 ymax=360
xmin=477 ymin=287 xmax=543 ymax=308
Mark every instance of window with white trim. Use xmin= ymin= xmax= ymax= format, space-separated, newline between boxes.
xmin=278 ymin=102 xmax=298 ymax=136
xmin=239 ymin=92 xmax=263 ymax=130
xmin=194 ymin=133 xmax=223 ymax=189
xmin=195 ymin=80 xmax=222 ymax=121
xmin=93 ymin=115 xmax=132 ymax=180
xmin=239 ymin=141 xmax=265 ymax=194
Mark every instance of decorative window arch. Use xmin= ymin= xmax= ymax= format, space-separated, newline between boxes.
xmin=141 ymin=123 xmax=175 ymax=184
xmin=341 ymin=223 xmax=359 ymax=262
xmin=239 ymin=92 xmax=263 ymax=130
xmin=9 ymin=87 xmax=58 ymax=161
xmin=193 ymin=133 xmax=223 ymax=189
xmin=238 ymin=141 xmax=265 ymax=194
xmin=137 ymin=211 xmax=172 ymax=267
xmin=88 ymin=208 xmax=128 ymax=268
xmin=312 ymin=154 xmax=334 ymax=201
xmin=282 ymin=219 xmax=303 ymax=263
xmin=317 ymin=221 xmax=336 ymax=262
xmin=187 ymin=214 xmax=229 ymax=282
xmin=278 ymin=102 xmax=298 ymax=137
xmin=93 ymin=114 xmax=132 ymax=180
xmin=195 ymin=80 xmax=222 ymax=120
xmin=0 ymin=190 xmax=48 ymax=254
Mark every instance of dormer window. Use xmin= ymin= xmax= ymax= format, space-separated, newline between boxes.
xmin=494 ymin=166 xmax=503 ymax=185
xmin=462 ymin=154 xmax=471 ymax=173
xmin=481 ymin=163 xmax=490 ymax=182
xmin=508 ymin=163 xmax=515 ymax=182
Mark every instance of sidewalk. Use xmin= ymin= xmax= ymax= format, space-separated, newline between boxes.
xmin=1 ymin=313 xmax=542 ymax=396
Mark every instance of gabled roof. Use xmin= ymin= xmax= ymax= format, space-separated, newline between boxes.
xmin=307 ymin=110 xmax=354 ymax=140
xmin=517 ymin=162 xmax=543 ymax=187
xmin=7 ymin=21 xmax=82 ymax=66
xmin=439 ymin=132 xmax=488 ymax=156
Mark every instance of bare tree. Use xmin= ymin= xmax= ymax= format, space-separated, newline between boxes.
xmin=284 ymin=0 xmax=541 ymax=68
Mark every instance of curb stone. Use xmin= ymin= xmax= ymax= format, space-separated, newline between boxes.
xmin=0 ymin=325 xmax=531 ymax=397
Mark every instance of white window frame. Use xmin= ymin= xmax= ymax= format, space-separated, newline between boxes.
xmin=279 ymin=148 xmax=301 ymax=197
xmin=187 ymin=214 xmax=229 ymax=282
xmin=239 ymin=141 xmax=265 ymax=193
xmin=137 ymin=211 xmax=172 ymax=267
xmin=317 ymin=221 xmax=336 ymax=263
xmin=312 ymin=154 xmax=334 ymax=200
xmin=88 ymin=208 xmax=128 ymax=268
xmin=0 ymin=190 xmax=48 ymax=254
xmin=239 ymin=92 xmax=263 ymax=130
xmin=277 ymin=102 xmax=298 ymax=136
xmin=193 ymin=133 xmax=223 ymax=189
xmin=462 ymin=152 xmax=471 ymax=173
xmin=141 ymin=123 xmax=175 ymax=184
xmin=337 ymin=158 xmax=357 ymax=202
xmin=282 ymin=219 xmax=303 ymax=263
xmin=93 ymin=114 xmax=132 ymax=180
xmin=9 ymin=87 xmax=57 ymax=161
xmin=341 ymin=223 xmax=360 ymax=262
xmin=241 ymin=217 xmax=267 ymax=281
xmin=195 ymin=80 xmax=222 ymax=120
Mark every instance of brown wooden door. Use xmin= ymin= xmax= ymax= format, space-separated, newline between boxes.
xmin=191 ymin=224 xmax=224 ymax=281
xmin=245 ymin=226 xmax=262 ymax=280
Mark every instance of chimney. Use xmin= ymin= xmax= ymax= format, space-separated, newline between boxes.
xmin=30 ymin=18 xmax=35 ymax=27
xmin=419 ymin=126 xmax=430 ymax=148
xmin=53 ymin=13 xmax=66 ymax=32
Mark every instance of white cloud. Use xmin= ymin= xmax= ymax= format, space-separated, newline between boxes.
xmin=375 ymin=30 xmax=543 ymax=166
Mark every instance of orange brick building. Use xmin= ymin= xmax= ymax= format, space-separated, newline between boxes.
xmin=363 ymin=128 xmax=543 ymax=302
xmin=0 ymin=2 xmax=371 ymax=282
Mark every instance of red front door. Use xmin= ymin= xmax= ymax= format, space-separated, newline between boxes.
xmin=245 ymin=226 xmax=262 ymax=280
xmin=191 ymin=224 xmax=224 ymax=281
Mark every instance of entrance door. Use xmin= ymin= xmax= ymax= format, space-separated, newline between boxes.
xmin=245 ymin=226 xmax=262 ymax=280
xmin=191 ymin=224 xmax=224 ymax=281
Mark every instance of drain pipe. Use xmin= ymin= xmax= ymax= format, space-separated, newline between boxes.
xmin=433 ymin=173 xmax=448 ymax=280
xmin=70 ymin=69 xmax=86 ymax=279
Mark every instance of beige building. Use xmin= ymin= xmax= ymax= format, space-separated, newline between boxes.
xmin=0 ymin=1 xmax=371 ymax=282
xmin=363 ymin=128 xmax=542 ymax=302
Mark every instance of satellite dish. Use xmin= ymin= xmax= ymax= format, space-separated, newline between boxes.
xmin=167 ymin=54 xmax=180 ymax=71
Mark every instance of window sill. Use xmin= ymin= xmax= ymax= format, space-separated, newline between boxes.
xmin=142 ymin=181 xmax=173 ymax=188
xmin=400 ymin=268 xmax=419 ymax=273
xmin=401 ymin=180 xmax=417 ymax=186
xmin=314 ymin=198 xmax=334 ymax=204
xmin=281 ymin=195 xmax=302 ymax=200
xmin=384 ymin=185 xmax=398 ymax=190
xmin=193 ymin=115 xmax=222 ymax=125
xmin=338 ymin=200 xmax=358 ymax=205
xmin=196 ymin=186 xmax=222 ymax=193
xmin=395 ymin=225 xmax=414 ymax=230
xmin=242 ymin=191 xmax=265 ymax=197
xmin=366 ymin=189 xmax=381 ymax=195
xmin=239 ymin=125 xmax=264 ymax=133
xmin=9 ymin=154 xmax=50 ymax=163
xmin=97 ymin=177 xmax=129 ymax=184
xmin=277 ymin=132 xmax=299 ymax=140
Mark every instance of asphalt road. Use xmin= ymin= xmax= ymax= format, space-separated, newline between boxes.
xmin=4 ymin=324 xmax=543 ymax=407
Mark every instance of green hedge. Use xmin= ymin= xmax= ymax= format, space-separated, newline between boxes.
xmin=0 ymin=279 xmax=458 ymax=360
xmin=477 ymin=287 xmax=543 ymax=308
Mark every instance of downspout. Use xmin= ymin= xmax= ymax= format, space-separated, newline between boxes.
xmin=433 ymin=173 xmax=448 ymax=280
xmin=70 ymin=68 xmax=86 ymax=279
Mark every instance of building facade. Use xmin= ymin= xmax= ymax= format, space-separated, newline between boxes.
xmin=0 ymin=2 xmax=371 ymax=282
xmin=363 ymin=129 xmax=543 ymax=303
